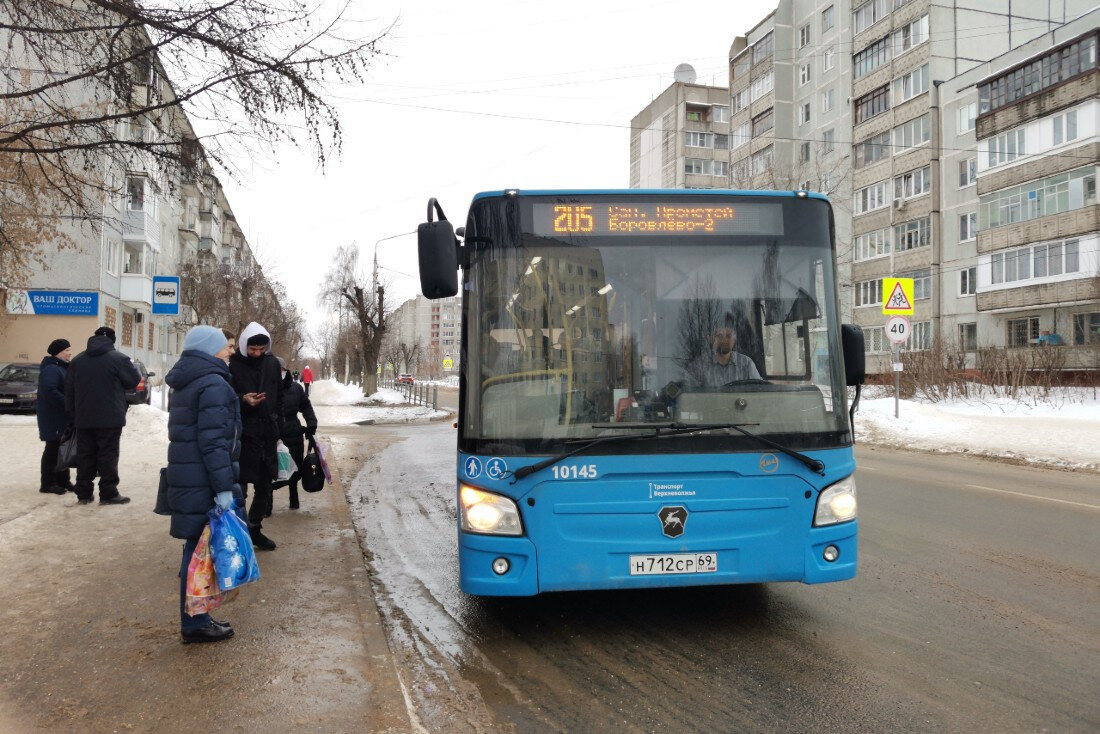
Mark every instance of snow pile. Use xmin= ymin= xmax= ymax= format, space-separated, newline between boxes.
xmin=309 ymin=379 xmax=366 ymax=406
xmin=0 ymin=415 xmax=36 ymax=426
xmin=313 ymin=404 xmax=450 ymax=426
xmin=124 ymin=404 xmax=169 ymax=445
xmin=855 ymin=390 xmax=1100 ymax=471
xmin=367 ymin=388 xmax=406 ymax=405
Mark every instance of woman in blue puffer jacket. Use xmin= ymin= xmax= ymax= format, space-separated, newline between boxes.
xmin=165 ymin=325 xmax=242 ymax=644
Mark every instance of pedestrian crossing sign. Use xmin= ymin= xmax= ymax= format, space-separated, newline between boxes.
xmin=882 ymin=277 xmax=915 ymax=315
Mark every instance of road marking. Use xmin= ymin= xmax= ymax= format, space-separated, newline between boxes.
xmin=965 ymin=484 xmax=1100 ymax=510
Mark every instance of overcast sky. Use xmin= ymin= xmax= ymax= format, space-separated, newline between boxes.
xmin=217 ymin=0 xmax=774 ymax=335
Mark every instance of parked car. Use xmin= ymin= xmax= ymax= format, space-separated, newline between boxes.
xmin=0 ymin=362 xmax=41 ymax=413
xmin=397 ymin=373 xmax=415 ymax=385
xmin=125 ymin=359 xmax=155 ymax=405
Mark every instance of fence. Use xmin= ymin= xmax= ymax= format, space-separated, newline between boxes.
xmin=378 ymin=378 xmax=438 ymax=409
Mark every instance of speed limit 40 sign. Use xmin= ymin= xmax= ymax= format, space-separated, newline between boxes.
xmin=885 ymin=315 xmax=911 ymax=344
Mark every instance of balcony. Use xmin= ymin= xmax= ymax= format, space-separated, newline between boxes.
xmin=123 ymin=209 xmax=161 ymax=250
xmin=120 ymin=273 xmax=152 ymax=307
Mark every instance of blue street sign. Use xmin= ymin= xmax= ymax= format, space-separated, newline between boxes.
xmin=151 ymin=275 xmax=180 ymax=315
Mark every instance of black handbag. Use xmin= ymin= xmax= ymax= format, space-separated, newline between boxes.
xmin=300 ymin=436 xmax=325 ymax=493
xmin=154 ymin=467 xmax=171 ymax=515
xmin=55 ymin=427 xmax=78 ymax=471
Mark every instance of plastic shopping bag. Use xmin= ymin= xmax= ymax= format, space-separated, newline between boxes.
xmin=185 ymin=526 xmax=239 ymax=616
xmin=55 ymin=427 xmax=78 ymax=471
xmin=315 ymin=439 xmax=332 ymax=482
xmin=207 ymin=506 xmax=261 ymax=592
xmin=275 ymin=440 xmax=294 ymax=482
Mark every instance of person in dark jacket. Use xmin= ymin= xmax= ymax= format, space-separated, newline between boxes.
xmin=165 ymin=325 xmax=242 ymax=644
xmin=36 ymin=339 xmax=73 ymax=495
xmin=228 ymin=321 xmax=284 ymax=550
xmin=276 ymin=356 xmax=317 ymax=510
xmin=64 ymin=326 xmax=140 ymax=505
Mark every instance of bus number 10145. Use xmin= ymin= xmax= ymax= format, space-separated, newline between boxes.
xmin=551 ymin=464 xmax=598 ymax=479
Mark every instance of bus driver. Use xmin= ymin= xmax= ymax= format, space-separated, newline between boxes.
xmin=684 ymin=316 xmax=761 ymax=387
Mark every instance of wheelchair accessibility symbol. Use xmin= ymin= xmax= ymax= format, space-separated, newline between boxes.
xmin=486 ymin=457 xmax=508 ymax=481
xmin=464 ymin=456 xmax=483 ymax=479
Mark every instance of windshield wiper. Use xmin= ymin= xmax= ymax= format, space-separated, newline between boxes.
xmin=511 ymin=421 xmax=824 ymax=483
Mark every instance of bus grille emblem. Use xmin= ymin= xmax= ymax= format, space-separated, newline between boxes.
xmin=658 ymin=506 xmax=688 ymax=538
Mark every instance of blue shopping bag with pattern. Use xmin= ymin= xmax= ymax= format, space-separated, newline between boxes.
xmin=207 ymin=506 xmax=261 ymax=591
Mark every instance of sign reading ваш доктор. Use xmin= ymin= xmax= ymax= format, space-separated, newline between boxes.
xmin=5 ymin=290 xmax=99 ymax=316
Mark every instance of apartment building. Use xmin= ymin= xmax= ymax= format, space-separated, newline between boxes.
xmin=629 ymin=79 xmax=731 ymax=189
xmin=1 ymin=34 xmax=260 ymax=373
xmin=939 ymin=14 xmax=1099 ymax=365
xmin=388 ymin=294 xmax=462 ymax=376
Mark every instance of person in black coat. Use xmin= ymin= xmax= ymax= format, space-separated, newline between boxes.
xmin=64 ymin=326 xmax=140 ymax=505
xmin=165 ymin=325 xmax=242 ymax=644
xmin=228 ymin=321 xmax=284 ymax=551
xmin=276 ymin=357 xmax=317 ymax=510
xmin=36 ymin=339 xmax=73 ymax=495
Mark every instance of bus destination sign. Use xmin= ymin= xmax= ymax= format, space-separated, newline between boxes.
xmin=530 ymin=200 xmax=784 ymax=237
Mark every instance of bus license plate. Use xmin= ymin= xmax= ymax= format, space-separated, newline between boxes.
xmin=0 ymin=398 xmax=12 ymax=404
xmin=629 ymin=553 xmax=718 ymax=576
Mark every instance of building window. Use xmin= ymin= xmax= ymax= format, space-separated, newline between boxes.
xmin=906 ymin=321 xmax=932 ymax=351
xmin=959 ymin=212 xmax=978 ymax=241
xmin=800 ymin=142 xmax=811 ymax=163
xmin=822 ymin=5 xmax=835 ymax=32
xmin=895 ymin=166 xmax=932 ymax=199
xmin=853 ymin=0 xmax=889 ymax=34
xmin=799 ymin=24 xmax=811 ymax=48
xmin=752 ymin=108 xmax=774 ymax=137
xmin=979 ymin=34 xmax=1098 ymax=113
xmin=893 ymin=64 xmax=929 ymax=103
xmin=686 ymin=110 xmax=703 ymax=122
xmin=750 ymin=72 xmax=774 ymax=102
xmin=959 ymin=323 xmax=977 ymax=350
xmin=685 ymin=131 xmax=712 ymax=148
xmin=1007 ymin=316 xmax=1040 ymax=347
xmin=733 ymin=53 xmax=750 ymax=80
xmin=800 ymin=63 xmax=812 ymax=86
xmin=855 ymin=278 xmax=884 ymax=307
xmin=712 ymin=105 xmax=730 ymax=123
xmin=855 ymin=85 xmax=889 ymax=123
xmin=822 ymin=88 xmax=835 ymax=112
xmin=823 ymin=128 xmax=835 ymax=153
xmin=126 ymin=176 xmax=146 ymax=211
xmin=1052 ymin=109 xmax=1078 ymax=145
xmin=958 ymin=102 xmax=977 ymax=133
xmin=895 ymin=217 xmax=931 ymax=250
xmin=892 ymin=15 xmax=928 ymax=56
xmin=855 ymin=130 xmax=891 ymax=169
xmin=732 ymin=89 xmax=748 ymax=112
xmin=863 ymin=326 xmax=887 ymax=353
xmin=893 ymin=113 xmax=930 ymax=152
xmin=824 ymin=47 xmax=835 ymax=71
xmin=854 ymin=180 xmax=889 ymax=214
xmin=986 ymin=129 xmax=1026 ymax=167
xmin=853 ymin=37 xmax=889 ymax=79
xmin=980 ymin=167 xmax=1097 ymax=229
xmin=103 ymin=240 xmax=121 ymax=275
xmin=960 ymin=267 xmax=977 ymax=296
xmin=1073 ymin=312 xmax=1100 ymax=345
xmin=959 ymin=157 xmax=977 ymax=187
xmin=752 ymin=32 xmax=774 ymax=65
xmin=898 ymin=268 xmax=932 ymax=300
xmin=751 ymin=146 xmax=773 ymax=175
xmin=714 ymin=133 xmax=729 ymax=150
xmin=685 ymin=158 xmax=728 ymax=176
xmin=731 ymin=123 xmax=751 ymax=149
xmin=799 ymin=101 xmax=811 ymax=125
xmin=855 ymin=227 xmax=891 ymax=260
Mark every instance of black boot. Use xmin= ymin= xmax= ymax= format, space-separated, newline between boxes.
xmin=289 ymin=483 xmax=300 ymax=510
xmin=249 ymin=526 xmax=276 ymax=551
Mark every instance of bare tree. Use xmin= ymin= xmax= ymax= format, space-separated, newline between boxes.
xmin=1 ymin=0 xmax=389 ymax=305
xmin=318 ymin=243 xmax=388 ymax=393
xmin=400 ymin=341 xmax=423 ymax=376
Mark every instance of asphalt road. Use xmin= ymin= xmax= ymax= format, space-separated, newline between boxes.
xmin=348 ymin=423 xmax=1100 ymax=733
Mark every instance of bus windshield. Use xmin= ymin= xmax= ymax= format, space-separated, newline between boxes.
xmin=461 ymin=194 xmax=850 ymax=455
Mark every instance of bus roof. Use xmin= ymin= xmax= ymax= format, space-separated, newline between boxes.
xmin=470 ymin=189 xmax=830 ymax=202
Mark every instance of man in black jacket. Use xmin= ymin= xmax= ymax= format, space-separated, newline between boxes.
xmin=276 ymin=356 xmax=317 ymax=511
xmin=228 ymin=321 xmax=284 ymax=550
xmin=64 ymin=326 xmax=140 ymax=505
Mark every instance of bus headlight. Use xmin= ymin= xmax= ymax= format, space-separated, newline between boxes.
xmin=814 ymin=475 xmax=857 ymax=526
xmin=460 ymin=485 xmax=522 ymax=535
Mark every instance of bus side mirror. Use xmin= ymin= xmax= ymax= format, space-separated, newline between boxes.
xmin=841 ymin=324 xmax=866 ymax=386
xmin=418 ymin=198 xmax=459 ymax=299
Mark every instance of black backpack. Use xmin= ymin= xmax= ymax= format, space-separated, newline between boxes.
xmin=300 ymin=436 xmax=325 ymax=493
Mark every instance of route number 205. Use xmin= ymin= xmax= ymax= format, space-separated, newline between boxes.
xmin=552 ymin=464 xmax=598 ymax=479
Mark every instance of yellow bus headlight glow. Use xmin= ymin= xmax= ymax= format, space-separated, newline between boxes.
xmin=814 ymin=475 xmax=857 ymax=526
xmin=460 ymin=485 xmax=523 ymax=535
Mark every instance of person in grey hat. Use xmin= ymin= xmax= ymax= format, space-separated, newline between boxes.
xmin=37 ymin=338 xmax=73 ymax=495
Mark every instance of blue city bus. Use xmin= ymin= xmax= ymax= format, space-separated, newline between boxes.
xmin=417 ymin=189 xmax=865 ymax=596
